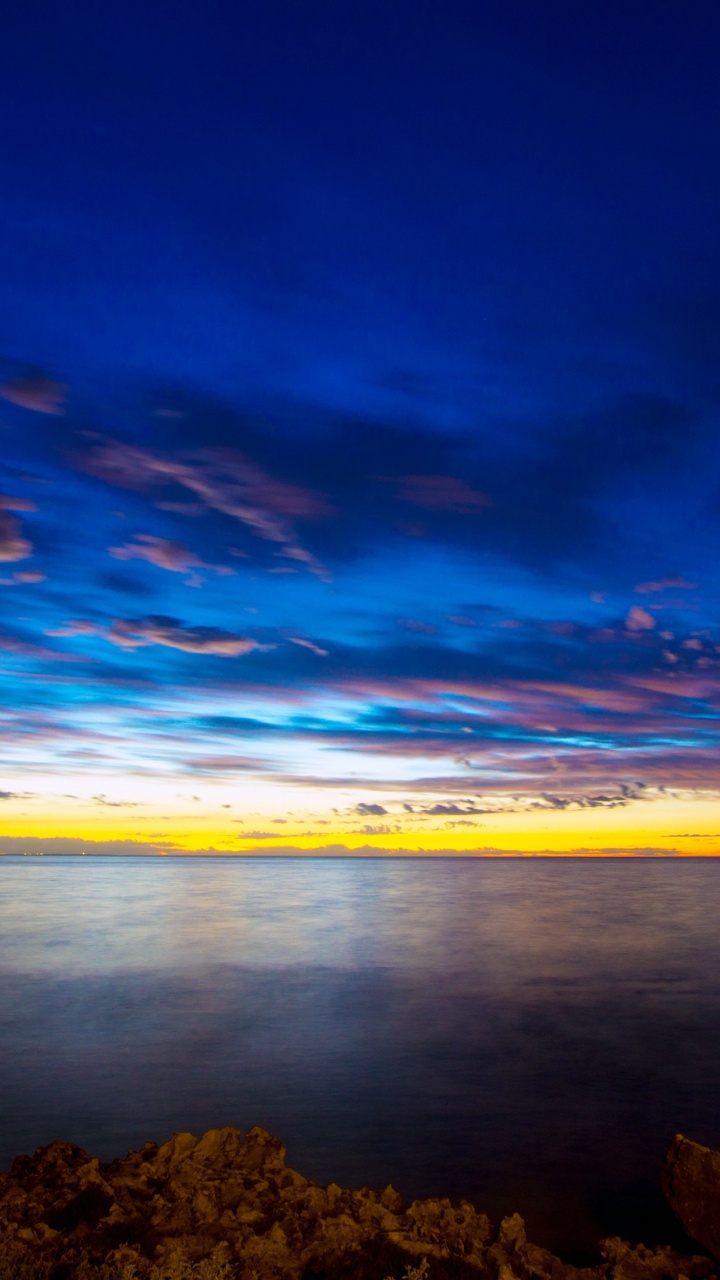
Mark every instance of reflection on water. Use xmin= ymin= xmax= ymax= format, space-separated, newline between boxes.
xmin=1 ymin=856 xmax=720 ymax=1256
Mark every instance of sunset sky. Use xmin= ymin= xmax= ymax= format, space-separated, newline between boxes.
xmin=2 ymin=0 xmax=720 ymax=856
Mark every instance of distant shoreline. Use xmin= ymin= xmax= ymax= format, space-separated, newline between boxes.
xmin=2 ymin=851 xmax=719 ymax=859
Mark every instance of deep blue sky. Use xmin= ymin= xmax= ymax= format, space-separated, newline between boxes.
xmin=2 ymin=1 xmax=720 ymax=853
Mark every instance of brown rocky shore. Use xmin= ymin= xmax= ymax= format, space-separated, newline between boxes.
xmin=0 ymin=1127 xmax=718 ymax=1280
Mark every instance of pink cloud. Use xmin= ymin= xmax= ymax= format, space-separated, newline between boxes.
xmin=180 ymin=756 xmax=271 ymax=772
xmin=81 ymin=439 xmax=332 ymax=580
xmin=45 ymin=620 xmax=99 ymax=638
xmin=0 ymin=495 xmax=37 ymax=512
xmin=106 ymin=616 xmax=262 ymax=657
xmin=402 ymin=618 xmax=436 ymax=634
xmin=154 ymin=501 xmax=206 ymax=517
xmin=397 ymin=474 xmax=491 ymax=514
xmin=625 ymin=605 xmax=656 ymax=632
xmin=109 ymin=534 xmax=235 ymax=579
xmin=0 ymin=569 xmax=46 ymax=585
xmin=0 ymin=631 xmax=80 ymax=662
xmin=47 ymin=614 xmax=265 ymax=659
xmin=0 ymin=376 xmax=67 ymax=415
xmin=0 ymin=510 xmax=32 ymax=563
xmin=634 ymin=576 xmax=698 ymax=594
xmin=110 ymin=534 xmax=202 ymax=573
xmin=289 ymin=636 xmax=329 ymax=657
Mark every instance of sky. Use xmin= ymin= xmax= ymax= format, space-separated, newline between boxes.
xmin=2 ymin=0 xmax=720 ymax=856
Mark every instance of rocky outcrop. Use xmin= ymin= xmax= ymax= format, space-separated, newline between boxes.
xmin=0 ymin=1126 xmax=717 ymax=1280
xmin=662 ymin=1135 xmax=720 ymax=1262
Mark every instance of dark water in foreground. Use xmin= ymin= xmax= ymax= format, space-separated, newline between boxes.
xmin=1 ymin=856 xmax=720 ymax=1258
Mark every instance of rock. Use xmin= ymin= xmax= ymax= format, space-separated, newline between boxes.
xmin=388 ymin=1193 xmax=493 ymax=1270
xmin=599 ymin=1236 xmax=716 ymax=1280
xmin=497 ymin=1214 xmax=527 ymax=1253
xmin=662 ymin=1134 xmax=720 ymax=1261
xmin=0 ymin=1127 xmax=718 ymax=1279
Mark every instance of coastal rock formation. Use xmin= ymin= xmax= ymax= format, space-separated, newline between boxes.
xmin=662 ymin=1135 xmax=720 ymax=1261
xmin=0 ymin=1126 xmax=717 ymax=1280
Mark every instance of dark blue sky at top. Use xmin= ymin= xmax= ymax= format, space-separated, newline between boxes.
xmin=2 ymin=0 xmax=720 ymax=820
xmin=4 ymin=0 xmax=720 ymax=414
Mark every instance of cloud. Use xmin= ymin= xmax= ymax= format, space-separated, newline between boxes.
xmin=110 ymin=535 xmax=202 ymax=573
xmin=0 ymin=374 xmax=67 ymax=414
xmin=354 ymin=802 xmax=388 ymax=816
xmin=0 ymin=495 xmax=38 ymax=512
xmin=532 ymin=789 xmax=642 ymax=810
xmin=109 ymin=534 xmax=235 ymax=579
xmin=0 ymin=569 xmax=46 ymax=585
xmin=625 ymin=605 xmax=655 ymax=632
xmin=569 ymin=848 xmax=681 ymax=857
xmin=82 ymin=438 xmax=332 ymax=580
xmin=0 ymin=628 xmax=83 ymax=663
xmin=423 ymin=802 xmax=488 ymax=815
xmin=106 ymin=616 xmax=263 ymax=657
xmin=397 ymin=474 xmax=491 ymax=513
xmin=231 ymin=830 xmax=310 ymax=839
xmin=70 ymin=390 xmax=707 ymax=582
xmin=178 ymin=755 xmax=270 ymax=773
xmin=49 ymin=614 xmax=265 ymax=659
xmin=401 ymin=618 xmax=436 ymax=634
xmin=289 ymin=636 xmax=330 ymax=657
xmin=92 ymin=794 xmax=143 ymax=807
xmin=48 ymin=613 xmax=266 ymax=660
xmin=103 ymin=619 xmax=719 ymax=793
xmin=0 ymin=836 xmax=175 ymax=856
xmin=0 ymin=509 xmax=32 ymax=562
xmin=635 ymin=577 xmax=698 ymax=594
xmin=45 ymin=619 xmax=99 ymax=638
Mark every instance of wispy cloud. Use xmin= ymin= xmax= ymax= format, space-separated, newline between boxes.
xmin=0 ymin=374 xmax=66 ymax=415
xmin=82 ymin=438 xmax=332 ymax=580
xmin=0 ymin=509 xmax=32 ymax=563
xmin=396 ymin=474 xmax=491 ymax=513
xmin=47 ymin=614 xmax=264 ymax=657
xmin=106 ymin=616 xmax=264 ymax=657
xmin=289 ymin=636 xmax=329 ymax=657
xmin=635 ymin=577 xmax=698 ymax=594
xmin=109 ymin=533 xmax=235 ymax=583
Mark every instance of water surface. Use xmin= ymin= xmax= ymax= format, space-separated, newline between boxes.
xmin=1 ymin=856 xmax=719 ymax=1257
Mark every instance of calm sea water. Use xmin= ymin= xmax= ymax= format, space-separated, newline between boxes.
xmin=1 ymin=856 xmax=719 ymax=1258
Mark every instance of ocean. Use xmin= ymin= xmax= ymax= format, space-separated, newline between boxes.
xmin=1 ymin=855 xmax=719 ymax=1258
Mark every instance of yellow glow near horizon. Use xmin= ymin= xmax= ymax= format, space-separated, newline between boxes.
xmin=1 ymin=777 xmax=719 ymax=854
